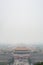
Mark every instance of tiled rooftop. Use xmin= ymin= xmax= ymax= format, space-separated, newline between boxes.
xmin=15 ymin=47 xmax=28 ymax=51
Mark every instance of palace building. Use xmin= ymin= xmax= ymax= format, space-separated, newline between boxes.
xmin=14 ymin=47 xmax=31 ymax=59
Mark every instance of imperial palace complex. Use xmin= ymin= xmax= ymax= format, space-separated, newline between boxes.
xmin=14 ymin=47 xmax=31 ymax=60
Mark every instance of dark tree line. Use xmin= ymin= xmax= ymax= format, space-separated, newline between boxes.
xmin=34 ymin=62 xmax=43 ymax=65
xmin=8 ymin=57 xmax=14 ymax=65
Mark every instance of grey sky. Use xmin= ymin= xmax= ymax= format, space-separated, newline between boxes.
xmin=0 ymin=0 xmax=43 ymax=45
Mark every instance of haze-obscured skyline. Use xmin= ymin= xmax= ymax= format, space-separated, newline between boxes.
xmin=0 ymin=0 xmax=43 ymax=45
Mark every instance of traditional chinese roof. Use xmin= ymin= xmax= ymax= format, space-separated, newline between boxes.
xmin=15 ymin=47 xmax=28 ymax=51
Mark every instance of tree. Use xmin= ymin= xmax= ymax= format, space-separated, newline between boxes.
xmin=0 ymin=62 xmax=7 ymax=65
xmin=34 ymin=62 xmax=43 ymax=65
xmin=8 ymin=57 xmax=14 ymax=65
xmin=28 ymin=58 xmax=31 ymax=64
